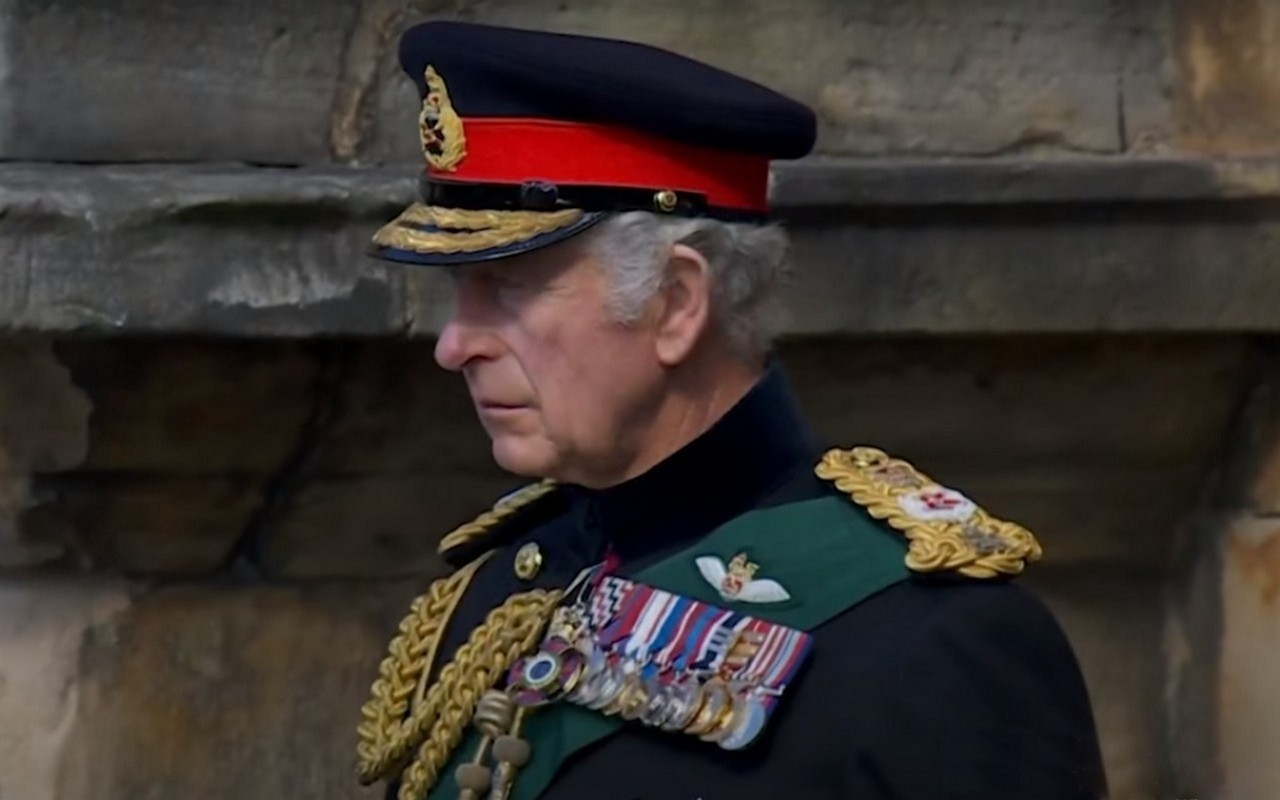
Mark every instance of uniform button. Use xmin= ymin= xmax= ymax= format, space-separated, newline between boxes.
xmin=514 ymin=542 xmax=543 ymax=581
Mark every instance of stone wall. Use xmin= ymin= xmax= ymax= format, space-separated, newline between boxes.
xmin=3 ymin=1 xmax=1280 ymax=799
xmin=2 ymin=0 xmax=1276 ymax=166
xmin=0 ymin=336 xmax=1266 ymax=800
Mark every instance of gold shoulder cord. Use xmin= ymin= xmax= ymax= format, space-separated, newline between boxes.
xmin=437 ymin=481 xmax=557 ymax=555
xmin=357 ymin=482 xmax=563 ymax=800
xmin=816 ymin=447 xmax=1042 ymax=578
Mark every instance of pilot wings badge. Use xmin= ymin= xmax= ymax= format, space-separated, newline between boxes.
xmin=695 ymin=553 xmax=791 ymax=604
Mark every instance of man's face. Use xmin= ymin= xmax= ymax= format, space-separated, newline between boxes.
xmin=434 ymin=239 xmax=666 ymax=486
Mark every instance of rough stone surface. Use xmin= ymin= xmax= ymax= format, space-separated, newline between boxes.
xmin=783 ymin=200 xmax=1280 ymax=336
xmin=1221 ymin=516 xmax=1280 ymax=799
xmin=788 ymin=337 xmax=1250 ymax=570
xmin=1174 ymin=0 xmax=1280 ymax=154
xmin=1117 ymin=0 xmax=1178 ymax=154
xmin=48 ymin=476 xmax=263 ymax=574
xmin=6 ymin=162 xmax=1280 ymax=337
xmin=368 ymin=0 xmax=1148 ymax=163
xmin=0 ymin=0 xmax=1175 ymax=163
xmin=1212 ymin=352 xmax=1280 ymax=516
xmin=54 ymin=581 xmax=414 ymax=800
xmin=1164 ymin=506 xmax=1225 ymax=799
xmin=0 ymin=166 xmax=411 ymax=337
xmin=0 ymin=579 xmax=131 ymax=800
xmin=1253 ymin=445 xmax=1280 ymax=517
xmin=1244 ymin=370 xmax=1280 ymax=516
xmin=16 ymin=336 xmax=1247 ymax=578
xmin=2 ymin=0 xmax=360 ymax=163
xmin=0 ymin=332 xmax=1260 ymax=799
xmin=1024 ymin=567 xmax=1168 ymax=800
xmin=0 ymin=341 xmax=91 ymax=568
xmin=56 ymin=340 xmax=321 ymax=474
xmin=260 ymin=473 xmax=522 ymax=578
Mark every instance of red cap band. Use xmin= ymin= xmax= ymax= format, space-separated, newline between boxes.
xmin=429 ymin=118 xmax=771 ymax=213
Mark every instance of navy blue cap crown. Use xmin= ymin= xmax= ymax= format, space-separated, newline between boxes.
xmin=397 ymin=21 xmax=817 ymax=159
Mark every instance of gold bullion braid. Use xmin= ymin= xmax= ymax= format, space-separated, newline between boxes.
xmin=397 ymin=588 xmax=564 ymax=800
xmin=437 ymin=481 xmax=557 ymax=555
xmin=372 ymin=206 xmax=586 ymax=255
xmin=357 ymin=553 xmax=492 ymax=782
xmin=816 ymin=446 xmax=1042 ymax=578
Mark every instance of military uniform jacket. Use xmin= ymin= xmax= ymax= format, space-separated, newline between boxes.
xmin=360 ymin=367 xmax=1107 ymax=800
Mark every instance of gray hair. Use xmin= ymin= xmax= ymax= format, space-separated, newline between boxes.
xmin=583 ymin=212 xmax=791 ymax=360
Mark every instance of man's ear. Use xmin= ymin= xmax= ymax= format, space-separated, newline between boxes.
xmin=651 ymin=243 xmax=712 ymax=367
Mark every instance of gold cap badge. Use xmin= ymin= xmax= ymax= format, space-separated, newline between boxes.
xmin=419 ymin=65 xmax=467 ymax=171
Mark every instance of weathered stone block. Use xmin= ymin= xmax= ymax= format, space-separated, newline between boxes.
xmin=1024 ymin=567 xmax=1168 ymax=800
xmin=56 ymin=340 xmax=319 ymax=474
xmin=0 ymin=165 xmax=410 ymax=337
xmin=0 ymin=579 xmax=131 ymax=800
xmin=239 ymin=336 xmax=1249 ymax=578
xmin=260 ymin=473 xmax=520 ymax=578
xmin=44 ymin=476 xmax=263 ymax=574
xmin=1243 ymin=371 xmax=1280 ymax=516
xmin=303 ymin=341 xmax=491 ymax=474
xmin=0 ymin=0 xmax=1171 ymax=163
xmin=1221 ymin=515 xmax=1280 ymax=799
xmin=2 ymin=0 xmax=359 ymax=163
xmin=0 ymin=340 xmax=91 ymax=567
xmin=55 ymin=581 xmax=416 ymax=800
xmin=1252 ymin=444 xmax=1280 ymax=517
xmin=369 ymin=0 xmax=1145 ymax=163
xmin=6 ymin=163 xmax=1280 ymax=337
xmin=1174 ymin=0 xmax=1280 ymax=154
xmin=788 ymin=337 xmax=1248 ymax=568
xmin=1118 ymin=0 xmax=1178 ymax=154
xmin=781 ymin=204 xmax=1280 ymax=334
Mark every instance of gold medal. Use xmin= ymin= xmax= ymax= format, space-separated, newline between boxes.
xmin=683 ymin=680 xmax=733 ymax=737
xmin=619 ymin=676 xmax=659 ymax=721
xmin=702 ymin=689 xmax=747 ymax=743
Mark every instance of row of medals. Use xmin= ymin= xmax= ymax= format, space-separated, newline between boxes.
xmin=508 ymin=601 xmax=771 ymax=751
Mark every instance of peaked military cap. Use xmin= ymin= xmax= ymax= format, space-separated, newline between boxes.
xmin=370 ymin=21 xmax=817 ymax=266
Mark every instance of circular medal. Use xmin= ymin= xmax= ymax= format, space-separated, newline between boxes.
xmin=602 ymin=671 xmax=643 ymax=717
xmin=717 ymin=695 xmax=768 ymax=751
xmin=683 ymin=680 xmax=732 ymax=737
xmin=661 ymin=680 xmax=705 ymax=732
xmin=509 ymin=643 xmax=585 ymax=707
xmin=587 ymin=665 xmax=626 ymax=711
xmin=565 ymin=647 xmax=608 ymax=706
xmin=520 ymin=651 xmax=562 ymax=692
xmin=638 ymin=681 xmax=677 ymax=728
xmin=618 ymin=675 xmax=657 ymax=721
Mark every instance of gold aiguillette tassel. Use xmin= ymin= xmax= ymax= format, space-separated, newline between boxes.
xmin=487 ymin=704 xmax=532 ymax=800
xmin=455 ymin=690 xmax=516 ymax=800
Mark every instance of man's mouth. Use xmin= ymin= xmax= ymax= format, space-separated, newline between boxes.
xmin=475 ymin=399 xmax=529 ymax=413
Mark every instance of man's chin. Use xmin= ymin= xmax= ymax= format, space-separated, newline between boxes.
xmin=490 ymin=437 xmax=555 ymax=479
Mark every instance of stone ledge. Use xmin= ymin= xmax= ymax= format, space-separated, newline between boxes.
xmin=777 ymin=155 xmax=1280 ymax=207
xmin=3 ymin=158 xmax=1280 ymax=336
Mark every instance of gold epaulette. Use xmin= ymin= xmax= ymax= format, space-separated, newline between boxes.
xmin=436 ymin=480 xmax=558 ymax=556
xmin=357 ymin=483 xmax=564 ymax=799
xmin=816 ymin=447 xmax=1042 ymax=579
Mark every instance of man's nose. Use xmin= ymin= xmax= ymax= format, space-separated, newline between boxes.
xmin=434 ymin=279 xmax=500 ymax=371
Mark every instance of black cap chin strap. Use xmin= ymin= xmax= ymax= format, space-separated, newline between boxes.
xmin=419 ymin=176 xmax=769 ymax=224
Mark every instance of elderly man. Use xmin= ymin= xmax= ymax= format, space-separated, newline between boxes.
xmin=357 ymin=20 xmax=1107 ymax=800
